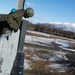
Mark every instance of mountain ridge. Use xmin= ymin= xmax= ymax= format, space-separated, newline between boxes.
xmin=36 ymin=22 xmax=75 ymax=33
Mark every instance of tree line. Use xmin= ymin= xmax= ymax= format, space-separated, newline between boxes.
xmin=27 ymin=22 xmax=75 ymax=39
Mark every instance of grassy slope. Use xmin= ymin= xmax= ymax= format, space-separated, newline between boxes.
xmin=24 ymin=30 xmax=75 ymax=75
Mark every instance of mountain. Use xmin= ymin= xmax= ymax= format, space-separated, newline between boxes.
xmin=37 ymin=22 xmax=75 ymax=33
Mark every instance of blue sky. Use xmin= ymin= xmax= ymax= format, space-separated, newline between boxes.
xmin=0 ymin=0 xmax=75 ymax=23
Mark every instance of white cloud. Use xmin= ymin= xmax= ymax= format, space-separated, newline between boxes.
xmin=26 ymin=2 xmax=34 ymax=7
xmin=25 ymin=2 xmax=41 ymax=7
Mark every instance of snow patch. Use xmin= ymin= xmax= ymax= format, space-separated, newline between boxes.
xmin=25 ymin=35 xmax=54 ymax=46
xmin=49 ymin=52 xmax=68 ymax=62
xmin=49 ymin=63 xmax=66 ymax=72
xmin=24 ymin=59 xmax=32 ymax=70
xmin=54 ymin=39 xmax=69 ymax=47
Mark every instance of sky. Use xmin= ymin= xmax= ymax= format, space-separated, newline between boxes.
xmin=0 ymin=0 xmax=75 ymax=23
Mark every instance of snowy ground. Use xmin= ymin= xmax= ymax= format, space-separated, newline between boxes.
xmin=24 ymin=30 xmax=75 ymax=75
xmin=25 ymin=30 xmax=75 ymax=49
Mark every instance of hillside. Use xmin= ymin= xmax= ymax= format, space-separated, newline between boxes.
xmin=24 ymin=30 xmax=75 ymax=75
xmin=27 ymin=21 xmax=75 ymax=39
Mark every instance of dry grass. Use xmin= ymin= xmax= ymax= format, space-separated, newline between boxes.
xmin=24 ymin=48 xmax=74 ymax=75
xmin=26 ymin=31 xmax=49 ymax=38
xmin=24 ymin=31 xmax=75 ymax=75
xmin=26 ymin=31 xmax=75 ymax=42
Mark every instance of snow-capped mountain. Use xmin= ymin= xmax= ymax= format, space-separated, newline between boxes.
xmin=49 ymin=22 xmax=75 ymax=32
xmin=36 ymin=22 xmax=75 ymax=33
